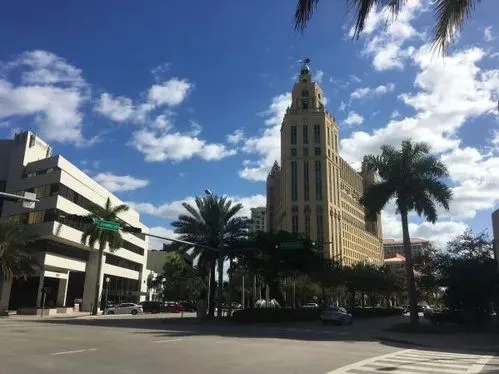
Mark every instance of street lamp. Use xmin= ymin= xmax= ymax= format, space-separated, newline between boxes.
xmin=205 ymin=189 xmax=224 ymax=318
xmin=104 ymin=277 xmax=110 ymax=314
xmin=0 ymin=191 xmax=39 ymax=209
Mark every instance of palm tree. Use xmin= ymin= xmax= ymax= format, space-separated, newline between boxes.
xmin=360 ymin=140 xmax=452 ymax=325
xmin=80 ymin=198 xmax=129 ymax=315
xmin=0 ymin=220 xmax=38 ymax=281
xmin=171 ymin=194 xmax=250 ymax=317
xmin=294 ymin=0 xmax=480 ymax=54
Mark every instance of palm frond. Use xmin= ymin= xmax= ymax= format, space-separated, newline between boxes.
xmin=294 ymin=0 xmax=320 ymax=31
xmin=360 ymin=181 xmax=396 ymax=219
xmin=432 ymin=0 xmax=479 ymax=55
xmin=346 ymin=0 xmax=377 ymax=39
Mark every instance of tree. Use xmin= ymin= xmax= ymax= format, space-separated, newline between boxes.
xmin=439 ymin=230 xmax=498 ymax=326
xmin=360 ymin=140 xmax=452 ymax=325
xmin=310 ymin=258 xmax=343 ymax=305
xmin=414 ymin=242 xmax=442 ymax=305
xmin=294 ymin=0 xmax=480 ymax=54
xmin=80 ymin=197 xmax=129 ymax=315
xmin=0 ymin=220 xmax=38 ymax=281
xmin=170 ymin=194 xmax=250 ymax=317
xmin=446 ymin=229 xmax=494 ymax=260
xmin=161 ymin=252 xmax=205 ymax=302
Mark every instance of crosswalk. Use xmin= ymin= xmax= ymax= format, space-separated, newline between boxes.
xmin=328 ymin=349 xmax=494 ymax=374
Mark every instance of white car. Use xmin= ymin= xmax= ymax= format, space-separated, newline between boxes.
xmin=320 ymin=306 xmax=352 ymax=325
xmin=106 ymin=302 xmax=143 ymax=315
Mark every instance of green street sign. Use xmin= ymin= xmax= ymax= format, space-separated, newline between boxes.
xmin=279 ymin=241 xmax=304 ymax=250
xmin=96 ymin=220 xmax=120 ymax=232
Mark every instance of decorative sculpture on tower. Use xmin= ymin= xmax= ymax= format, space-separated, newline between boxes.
xmin=300 ymin=58 xmax=311 ymax=75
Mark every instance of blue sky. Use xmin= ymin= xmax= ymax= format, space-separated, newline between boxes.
xmin=1 ymin=0 xmax=498 ymax=249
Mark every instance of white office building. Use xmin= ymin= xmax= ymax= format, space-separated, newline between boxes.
xmin=0 ymin=131 xmax=149 ymax=312
xmin=250 ymin=207 xmax=266 ymax=233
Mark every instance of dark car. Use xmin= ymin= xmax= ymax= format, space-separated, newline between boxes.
xmin=139 ymin=301 xmax=162 ymax=313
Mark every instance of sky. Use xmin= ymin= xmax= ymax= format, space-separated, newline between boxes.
xmin=0 ymin=0 xmax=498 ymax=250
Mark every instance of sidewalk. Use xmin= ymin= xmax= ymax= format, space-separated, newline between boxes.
xmin=374 ymin=321 xmax=499 ymax=353
xmin=0 ymin=311 xmax=93 ymax=322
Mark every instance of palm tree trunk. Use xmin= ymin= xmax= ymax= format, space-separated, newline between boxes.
xmin=92 ymin=244 xmax=105 ymax=316
xmin=401 ymin=211 xmax=419 ymax=326
xmin=207 ymin=261 xmax=216 ymax=317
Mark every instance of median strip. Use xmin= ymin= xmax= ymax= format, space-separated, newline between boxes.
xmin=50 ymin=348 xmax=97 ymax=356
xmin=154 ymin=339 xmax=183 ymax=344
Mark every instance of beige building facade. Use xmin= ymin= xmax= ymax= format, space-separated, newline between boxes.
xmin=266 ymin=60 xmax=383 ymax=266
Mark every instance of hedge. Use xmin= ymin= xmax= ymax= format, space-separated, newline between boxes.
xmin=232 ymin=307 xmax=404 ymax=323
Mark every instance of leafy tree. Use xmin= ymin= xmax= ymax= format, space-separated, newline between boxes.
xmin=81 ymin=197 xmax=129 ymax=315
xmin=414 ymin=242 xmax=442 ymax=305
xmin=310 ymin=258 xmax=343 ymax=305
xmin=161 ymin=252 xmax=205 ymax=302
xmin=0 ymin=220 xmax=38 ymax=281
xmin=439 ymin=230 xmax=498 ymax=325
xmin=360 ymin=140 xmax=452 ymax=325
xmin=293 ymin=0 xmax=480 ymax=54
xmin=170 ymin=194 xmax=250 ymax=317
xmin=446 ymin=229 xmax=494 ymax=260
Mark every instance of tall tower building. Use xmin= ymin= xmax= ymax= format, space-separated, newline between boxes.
xmin=266 ymin=59 xmax=383 ymax=266
xmin=250 ymin=207 xmax=267 ymax=233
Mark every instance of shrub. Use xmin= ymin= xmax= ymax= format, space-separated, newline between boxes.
xmin=351 ymin=308 xmax=405 ymax=318
xmin=0 ymin=310 xmax=8 ymax=317
xmin=232 ymin=307 xmax=404 ymax=323
xmin=232 ymin=308 xmax=320 ymax=323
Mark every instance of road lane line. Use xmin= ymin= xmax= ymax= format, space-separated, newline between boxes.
xmin=154 ymin=338 xmax=183 ymax=343
xmin=50 ymin=348 xmax=97 ymax=356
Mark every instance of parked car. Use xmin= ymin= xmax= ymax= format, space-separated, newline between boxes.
xmin=163 ymin=301 xmax=183 ymax=313
xmin=140 ymin=301 xmax=162 ymax=313
xmin=179 ymin=301 xmax=197 ymax=312
xmin=303 ymin=302 xmax=319 ymax=308
xmin=106 ymin=303 xmax=143 ymax=315
xmin=320 ymin=306 xmax=352 ymax=325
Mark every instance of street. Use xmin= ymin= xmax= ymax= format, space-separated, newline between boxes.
xmin=0 ymin=314 xmax=497 ymax=374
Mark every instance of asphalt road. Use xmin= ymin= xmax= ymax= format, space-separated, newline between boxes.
xmin=0 ymin=314 xmax=497 ymax=374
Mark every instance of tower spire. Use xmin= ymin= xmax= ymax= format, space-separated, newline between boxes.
xmin=300 ymin=57 xmax=311 ymax=75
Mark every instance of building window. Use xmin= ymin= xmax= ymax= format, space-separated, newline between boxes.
xmin=314 ymin=124 xmax=320 ymax=143
xmin=301 ymin=89 xmax=309 ymax=97
xmin=303 ymin=161 xmax=309 ymax=202
xmin=304 ymin=215 xmax=310 ymax=237
xmin=291 ymin=148 xmax=297 ymax=157
xmin=315 ymin=160 xmax=322 ymax=201
xmin=291 ymin=161 xmax=298 ymax=202
xmin=291 ymin=125 xmax=297 ymax=145
xmin=303 ymin=147 xmax=308 ymax=156
xmin=315 ymin=147 xmax=321 ymax=156
xmin=292 ymin=215 xmax=299 ymax=234
xmin=334 ymin=133 xmax=338 ymax=151
xmin=327 ymin=128 xmax=331 ymax=145
xmin=303 ymin=125 xmax=308 ymax=144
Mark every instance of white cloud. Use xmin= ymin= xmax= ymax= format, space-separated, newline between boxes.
xmin=0 ymin=50 xmax=92 ymax=145
xmin=148 ymin=226 xmax=179 ymax=250
xmin=95 ymin=77 xmax=193 ymax=125
xmin=129 ymin=129 xmax=236 ymax=162
xmin=484 ymin=26 xmax=495 ymax=42
xmin=341 ymin=45 xmax=499 ymax=168
xmin=187 ymin=121 xmax=202 ymax=136
xmin=381 ymin=208 xmax=468 ymax=248
xmin=353 ymin=0 xmax=424 ymax=71
xmin=314 ymin=70 xmax=324 ymax=83
xmin=351 ymin=83 xmax=395 ymax=99
xmin=128 ymin=193 xmax=266 ymax=221
xmin=238 ymin=92 xmax=291 ymax=181
xmin=148 ymin=78 xmax=192 ymax=107
xmin=151 ymin=62 xmax=171 ymax=82
xmin=343 ymin=111 xmax=364 ymax=126
xmin=340 ymin=44 xmax=499 ymax=222
xmin=391 ymin=110 xmax=401 ymax=119
xmin=227 ymin=128 xmax=245 ymax=144
xmin=338 ymin=101 xmax=347 ymax=111
xmin=350 ymin=75 xmax=362 ymax=83
xmin=95 ymin=93 xmax=135 ymax=122
xmin=94 ymin=172 xmax=149 ymax=192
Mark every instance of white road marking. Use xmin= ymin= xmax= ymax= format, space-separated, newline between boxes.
xmin=154 ymin=338 xmax=183 ymax=344
xmin=327 ymin=348 xmax=494 ymax=374
xmin=50 ymin=348 xmax=97 ymax=356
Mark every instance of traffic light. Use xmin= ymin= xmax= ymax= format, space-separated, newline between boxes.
xmin=61 ymin=214 xmax=95 ymax=224
xmin=121 ymin=225 xmax=142 ymax=234
xmin=311 ymin=240 xmax=318 ymax=249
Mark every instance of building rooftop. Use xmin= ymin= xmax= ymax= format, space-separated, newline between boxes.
xmin=383 ymin=238 xmax=428 ymax=245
